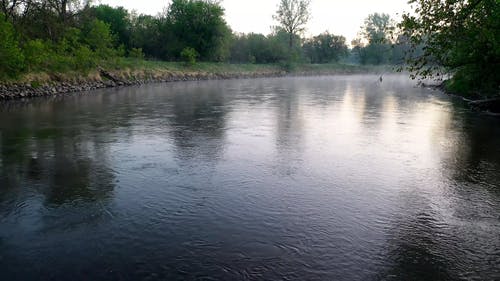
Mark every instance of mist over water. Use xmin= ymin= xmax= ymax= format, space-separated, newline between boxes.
xmin=0 ymin=75 xmax=499 ymax=280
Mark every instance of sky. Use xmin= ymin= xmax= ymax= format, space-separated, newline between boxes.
xmin=97 ymin=0 xmax=411 ymax=42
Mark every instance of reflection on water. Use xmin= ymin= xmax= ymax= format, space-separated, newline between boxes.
xmin=0 ymin=75 xmax=499 ymax=280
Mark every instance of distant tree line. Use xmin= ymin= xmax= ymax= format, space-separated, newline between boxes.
xmin=349 ymin=13 xmax=418 ymax=66
xmin=0 ymin=0 xmax=411 ymax=80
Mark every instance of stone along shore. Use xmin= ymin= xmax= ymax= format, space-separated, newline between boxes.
xmin=0 ymin=69 xmax=287 ymax=100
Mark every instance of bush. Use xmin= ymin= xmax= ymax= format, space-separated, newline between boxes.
xmin=128 ymin=47 xmax=145 ymax=59
xmin=280 ymin=60 xmax=298 ymax=72
xmin=46 ymin=53 xmax=73 ymax=73
xmin=180 ymin=47 xmax=198 ymax=66
xmin=73 ymin=45 xmax=97 ymax=70
xmin=23 ymin=39 xmax=53 ymax=71
xmin=57 ymin=28 xmax=82 ymax=54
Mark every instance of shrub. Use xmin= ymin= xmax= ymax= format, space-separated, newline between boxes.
xmin=74 ymin=45 xmax=97 ymax=70
xmin=128 ymin=47 xmax=145 ymax=59
xmin=23 ymin=39 xmax=53 ymax=71
xmin=57 ymin=28 xmax=82 ymax=54
xmin=180 ymin=47 xmax=198 ymax=66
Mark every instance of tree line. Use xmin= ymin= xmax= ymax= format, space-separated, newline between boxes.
xmin=0 ymin=0 xmax=408 ymax=79
xmin=2 ymin=0 xmax=496 ymax=97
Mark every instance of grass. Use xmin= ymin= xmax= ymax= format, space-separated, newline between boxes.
xmin=4 ymin=58 xmax=399 ymax=85
xmin=111 ymin=59 xmax=395 ymax=74
xmin=294 ymin=63 xmax=397 ymax=74
xmin=109 ymin=58 xmax=283 ymax=73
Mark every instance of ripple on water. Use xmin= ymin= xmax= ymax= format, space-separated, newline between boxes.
xmin=0 ymin=76 xmax=499 ymax=280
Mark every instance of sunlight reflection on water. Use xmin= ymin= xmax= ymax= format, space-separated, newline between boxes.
xmin=0 ymin=75 xmax=499 ymax=280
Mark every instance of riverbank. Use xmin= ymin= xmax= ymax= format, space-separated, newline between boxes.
xmin=420 ymin=81 xmax=500 ymax=116
xmin=0 ymin=61 xmax=392 ymax=100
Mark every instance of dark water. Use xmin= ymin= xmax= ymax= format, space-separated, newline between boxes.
xmin=0 ymin=75 xmax=499 ymax=281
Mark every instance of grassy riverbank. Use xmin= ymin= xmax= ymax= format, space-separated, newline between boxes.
xmin=0 ymin=60 xmax=397 ymax=100
xmin=2 ymin=59 xmax=394 ymax=85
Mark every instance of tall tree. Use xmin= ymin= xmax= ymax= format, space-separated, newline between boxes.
xmin=361 ymin=13 xmax=394 ymax=44
xmin=163 ymin=0 xmax=231 ymax=61
xmin=83 ymin=19 xmax=116 ymax=58
xmin=399 ymin=0 xmax=499 ymax=96
xmin=91 ymin=4 xmax=131 ymax=48
xmin=130 ymin=13 xmax=163 ymax=58
xmin=357 ymin=13 xmax=395 ymax=65
xmin=273 ymin=0 xmax=311 ymax=49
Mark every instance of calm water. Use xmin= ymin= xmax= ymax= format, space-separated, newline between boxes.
xmin=0 ymin=75 xmax=499 ymax=280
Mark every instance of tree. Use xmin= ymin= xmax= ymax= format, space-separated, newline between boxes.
xmin=399 ymin=0 xmax=500 ymax=96
xmin=4 ymin=0 xmax=88 ymax=41
xmin=303 ymin=32 xmax=348 ymax=63
xmin=273 ymin=0 xmax=311 ymax=49
xmin=229 ymin=32 xmax=291 ymax=64
xmin=163 ymin=0 xmax=232 ymax=61
xmin=130 ymin=14 xmax=163 ymax=58
xmin=92 ymin=5 xmax=131 ymax=49
xmin=83 ymin=19 xmax=116 ymax=59
xmin=361 ymin=13 xmax=394 ymax=44
xmin=230 ymin=33 xmax=266 ymax=63
xmin=269 ymin=29 xmax=302 ymax=63
xmin=0 ymin=12 xmax=24 ymax=79
xmin=357 ymin=13 xmax=395 ymax=65
xmin=47 ymin=0 xmax=84 ymax=21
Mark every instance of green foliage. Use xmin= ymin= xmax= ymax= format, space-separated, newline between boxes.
xmin=73 ymin=45 xmax=97 ymax=70
xmin=274 ymin=29 xmax=303 ymax=62
xmin=92 ymin=5 xmax=131 ymax=48
xmin=1 ymin=0 xmax=424 ymax=82
xmin=129 ymin=14 xmax=163 ymax=58
xmin=303 ymin=33 xmax=348 ymax=63
xmin=0 ymin=3 xmax=127 ymax=78
xmin=399 ymin=0 xmax=500 ymax=96
xmin=164 ymin=0 xmax=232 ymax=61
xmin=230 ymin=32 xmax=288 ymax=64
xmin=0 ymin=13 xmax=24 ymax=79
xmin=30 ymin=81 xmax=42 ymax=88
xmin=23 ymin=40 xmax=53 ymax=71
xmin=84 ymin=19 xmax=116 ymax=59
xmin=57 ymin=28 xmax=83 ymax=54
xmin=128 ymin=48 xmax=145 ymax=60
xmin=180 ymin=47 xmax=198 ymax=66
xmin=280 ymin=60 xmax=298 ymax=72
xmin=360 ymin=43 xmax=392 ymax=65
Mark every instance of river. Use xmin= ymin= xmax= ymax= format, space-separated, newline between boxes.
xmin=0 ymin=75 xmax=499 ymax=280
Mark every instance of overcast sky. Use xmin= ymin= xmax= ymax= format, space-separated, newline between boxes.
xmin=97 ymin=0 xmax=411 ymax=42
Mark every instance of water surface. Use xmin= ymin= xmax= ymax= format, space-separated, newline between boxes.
xmin=0 ymin=75 xmax=499 ymax=280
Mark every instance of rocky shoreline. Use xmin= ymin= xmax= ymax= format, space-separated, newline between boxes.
xmin=0 ymin=70 xmax=288 ymax=100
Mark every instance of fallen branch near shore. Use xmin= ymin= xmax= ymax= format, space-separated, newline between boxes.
xmin=98 ymin=68 xmax=124 ymax=84
xmin=417 ymin=81 xmax=500 ymax=116
xmin=468 ymin=98 xmax=500 ymax=115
